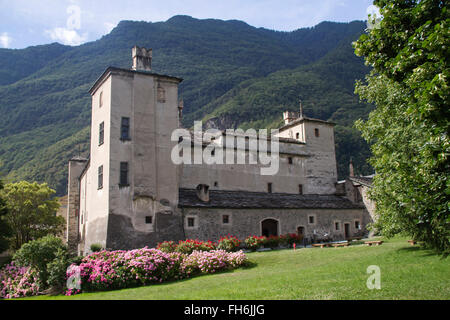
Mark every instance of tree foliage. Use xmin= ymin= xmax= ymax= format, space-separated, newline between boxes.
xmin=1 ymin=181 xmax=64 ymax=250
xmin=0 ymin=180 xmax=12 ymax=253
xmin=354 ymin=0 xmax=449 ymax=254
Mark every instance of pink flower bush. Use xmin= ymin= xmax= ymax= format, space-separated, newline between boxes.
xmin=181 ymin=250 xmax=247 ymax=275
xmin=0 ymin=262 xmax=40 ymax=299
xmin=64 ymin=247 xmax=247 ymax=295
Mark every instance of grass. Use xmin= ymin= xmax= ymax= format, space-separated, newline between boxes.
xmin=23 ymin=237 xmax=450 ymax=300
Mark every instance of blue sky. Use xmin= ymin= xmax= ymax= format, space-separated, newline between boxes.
xmin=0 ymin=0 xmax=375 ymax=49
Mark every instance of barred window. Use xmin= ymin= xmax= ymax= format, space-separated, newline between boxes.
xmin=120 ymin=162 xmax=129 ymax=186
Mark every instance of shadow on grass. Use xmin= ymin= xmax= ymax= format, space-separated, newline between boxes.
xmin=396 ymin=245 xmax=445 ymax=258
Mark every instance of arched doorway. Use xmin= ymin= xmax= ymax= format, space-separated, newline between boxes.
xmin=261 ymin=219 xmax=279 ymax=237
xmin=297 ymin=226 xmax=305 ymax=236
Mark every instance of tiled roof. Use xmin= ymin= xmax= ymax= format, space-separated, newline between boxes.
xmin=178 ymin=188 xmax=365 ymax=209
xmin=349 ymin=176 xmax=373 ymax=187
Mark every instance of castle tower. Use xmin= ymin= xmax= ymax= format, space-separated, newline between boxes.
xmin=75 ymin=47 xmax=184 ymax=252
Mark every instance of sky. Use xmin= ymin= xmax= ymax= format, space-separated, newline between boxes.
xmin=0 ymin=0 xmax=377 ymax=49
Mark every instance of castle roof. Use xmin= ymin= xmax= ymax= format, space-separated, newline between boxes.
xmin=178 ymin=188 xmax=365 ymax=209
xmin=89 ymin=66 xmax=183 ymax=95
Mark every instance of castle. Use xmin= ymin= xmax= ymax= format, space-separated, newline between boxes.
xmin=65 ymin=47 xmax=372 ymax=255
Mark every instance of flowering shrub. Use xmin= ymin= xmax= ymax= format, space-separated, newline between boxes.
xmin=175 ymin=239 xmax=216 ymax=255
xmin=263 ymin=235 xmax=280 ymax=248
xmin=66 ymin=248 xmax=185 ymax=293
xmin=217 ymin=235 xmax=241 ymax=252
xmin=285 ymin=233 xmax=303 ymax=246
xmin=244 ymin=236 xmax=267 ymax=251
xmin=63 ymin=247 xmax=247 ymax=296
xmin=0 ymin=262 xmax=40 ymax=299
xmin=156 ymin=241 xmax=178 ymax=253
xmin=181 ymin=250 xmax=247 ymax=275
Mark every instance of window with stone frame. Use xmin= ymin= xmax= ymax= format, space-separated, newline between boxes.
xmin=298 ymin=184 xmax=303 ymax=195
xmin=335 ymin=221 xmax=340 ymax=231
xmin=354 ymin=220 xmax=361 ymax=230
xmin=187 ymin=217 xmax=195 ymax=228
xmin=145 ymin=216 xmax=153 ymax=224
xmin=308 ymin=215 xmax=315 ymax=225
xmin=222 ymin=214 xmax=230 ymax=225
xmin=267 ymin=183 xmax=273 ymax=193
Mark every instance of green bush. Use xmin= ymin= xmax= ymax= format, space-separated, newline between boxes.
xmin=12 ymin=235 xmax=67 ymax=288
xmin=90 ymin=243 xmax=103 ymax=252
xmin=157 ymin=241 xmax=178 ymax=253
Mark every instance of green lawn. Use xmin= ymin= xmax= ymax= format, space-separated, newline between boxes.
xmin=24 ymin=237 xmax=449 ymax=300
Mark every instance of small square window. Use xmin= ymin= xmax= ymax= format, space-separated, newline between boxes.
xmin=145 ymin=216 xmax=153 ymax=224
xmin=355 ymin=221 xmax=361 ymax=230
xmin=222 ymin=215 xmax=229 ymax=224
xmin=296 ymin=132 xmax=300 ymax=139
xmin=288 ymin=157 xmax=293 ymax=164
xmin=267 ymin=183 xmax=273 ymax=193
xmin=335 ymin=222 xmax=340 ymax=231
xmin=298 ymin=184 xmax=303 ymax=195
xmin=214 ymin=181 xmax=218 ymax=187
xmin=187 ymin=217 xmax=195 ymax=227
xmin=308 ymin=215 xmax=315 ymax=224
xmin=314 ymin=128 xmax=320 ymax=137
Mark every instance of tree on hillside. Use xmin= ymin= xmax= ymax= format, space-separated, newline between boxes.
xmin=0 ymin=180 xmax=12 ymax=253
xmin=1 ymin=181 xmax=64 ymax=250
xmin=354 ymin=0 xmax=449 ymax=254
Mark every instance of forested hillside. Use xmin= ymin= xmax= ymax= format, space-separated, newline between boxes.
xmin=0 ymin=16 xmax=373 ymax=195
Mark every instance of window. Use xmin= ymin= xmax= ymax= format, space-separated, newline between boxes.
xmin=267 ymin=183 xmax=273 ymax=193
xmin=298 ymin=184 xmax=303 ymax=195
xmin=98 ymin=165 xmax=103 ymax=189
xmin=308 ymin=215 xmax=315 ymax=224
xmin=120 ymin=162 xmax=129 ymax=186
xmin=355 ymin=220 xmax=361 ymax=230
xmin=99 ymin=122 xmax=104 ymax=146
xmin=296 ymin=132 xmax=300 ymax=139
xmin=145 ymin=216 xmax=153 ymax=224
xmin=187 ymin=217 xmax=195 ymax=227
xmin=214 ymin=181 xmax=218 ymax=187
xmin=288 ymin=157 xmax=293 ymax=164
xmin=335 ymin=222 xmax=340 ymax=231
xmin=99 ymin=92 xmax=103 ymax=108
xmin=121 ymin=117 xmax=130 ymax=140
xmin=222 ymin=215 xmax=230 ymax=224
xmin=314 ymin=128 xmax=320 ymax=137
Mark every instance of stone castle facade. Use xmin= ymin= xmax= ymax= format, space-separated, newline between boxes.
xmin=66 ymin=47 xmax=371 ymax=255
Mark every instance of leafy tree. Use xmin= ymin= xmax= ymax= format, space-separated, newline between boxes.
xmin=13 ymin=235 xmax=67 ymax=288
xmin=354 ymin=0 xmax=449 ymax=254
xmin=1 ymin=181 xmax=64 ymax=250
xmin=0 ymin=180 xmax=12 ymax=252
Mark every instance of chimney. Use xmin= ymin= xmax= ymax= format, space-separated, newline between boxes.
xmin=349 ymin=158 xmax=355 ymax=177
xmin=132 ymin=46 xmax=152 ymax=71
xmin=196 ymin=184 xmax=210 ymax=202
xmin=283 ymin=111 xmax=299 ymax=125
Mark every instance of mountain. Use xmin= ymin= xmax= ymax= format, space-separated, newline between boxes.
xmin=0 ymin=16 xmax=373 ymax=195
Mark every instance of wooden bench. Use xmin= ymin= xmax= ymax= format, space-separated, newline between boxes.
xmin=364 ymin=240 xmax=383 ymax=246
xmin=408 ymin=240 xmax=417 ymax=246
xmin=312 ymin=243 xmax=328 ymax=248
xmin=332 ymin=242 xmax=349 ymax=248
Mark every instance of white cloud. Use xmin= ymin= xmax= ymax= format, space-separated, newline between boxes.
xmin=0 ymin=32 xmax=12 ymax=48
xmin=45 ymin=27 xmax=88 ymax=46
